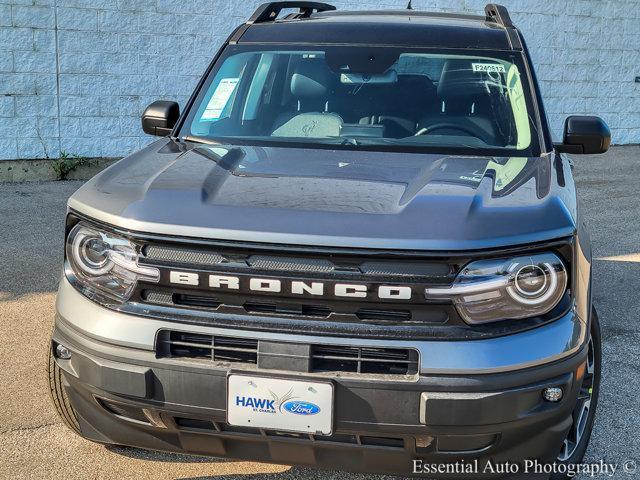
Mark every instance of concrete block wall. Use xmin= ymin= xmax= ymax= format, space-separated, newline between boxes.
xmin=0 ymin=0 xmax=639 ymax=160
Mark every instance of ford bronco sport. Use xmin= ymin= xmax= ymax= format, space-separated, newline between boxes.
xmin=49 ymin=2 xmax=611 ymax=477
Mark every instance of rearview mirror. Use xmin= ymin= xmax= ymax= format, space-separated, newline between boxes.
xmin=340 ymin=70 xmax=398 ymax=85
xmin=555 ymin=116 xmax=611 ymax=155
xmin=141 ymin=101 xmax=180 ymax=136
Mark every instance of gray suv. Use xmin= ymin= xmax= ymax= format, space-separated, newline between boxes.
xmin=49 ymin=2 xmax=610 ymax=477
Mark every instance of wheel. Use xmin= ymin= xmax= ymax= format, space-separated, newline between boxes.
xmin=552 ymin=307 xmax=601 ymax=479
xmin=48 ymin=343 xmax=81 ymax=435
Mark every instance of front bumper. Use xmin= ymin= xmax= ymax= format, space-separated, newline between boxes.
xmin=53 ymin=278 xmax=589 ymax=477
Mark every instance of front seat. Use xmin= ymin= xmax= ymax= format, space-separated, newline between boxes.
xmin=271 ymin=58 xmax=343 ymax=138
xmin=418 ymin=60 xmax=498 ymax=144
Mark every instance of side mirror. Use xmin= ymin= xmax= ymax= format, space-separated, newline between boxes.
xmin=555 ymin=116 xmax=611 ymax=154
xmin=141 ymin=101 xmax=180 ymax=136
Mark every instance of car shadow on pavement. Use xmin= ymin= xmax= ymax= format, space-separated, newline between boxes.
xmin=177 ymin=465 xmax=391 ymax=480
xmin=105 ymin=446 xmax=392 ymax=479
xmin=106 ymin=445 xmax=231 ymax=463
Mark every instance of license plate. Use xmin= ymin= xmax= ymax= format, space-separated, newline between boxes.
xmin=227 ymin=374 xmax=333 ymax=435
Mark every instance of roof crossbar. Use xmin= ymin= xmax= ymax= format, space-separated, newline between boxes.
xmin=247 ymin=2 xmax=336 ymax=25
xmin=484 ymin=3 xmax=514 ymax=28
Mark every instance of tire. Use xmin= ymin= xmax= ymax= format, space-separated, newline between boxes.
xmin=551 ymin=307 xmax=602 ymax=479
xmin=48 ymin=344 xmax=82 ymax=435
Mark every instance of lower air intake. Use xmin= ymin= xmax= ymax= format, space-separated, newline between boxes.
xmin=157 ymin=331 xmax=258 ymax=364
xmin=156 ymin=330 xmax=419 ymax=376
xmin=311 ymin=345 xmax=419 ymax=375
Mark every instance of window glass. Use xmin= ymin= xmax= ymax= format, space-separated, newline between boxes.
xmin=182 ymin=46 xmax=539 ymax=155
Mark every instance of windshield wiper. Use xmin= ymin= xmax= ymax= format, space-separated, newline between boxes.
xmin=181 ymin=135 xmax=222 ymax=146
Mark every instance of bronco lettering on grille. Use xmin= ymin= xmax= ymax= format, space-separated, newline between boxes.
xmin=168 ymin=271 xmax=414 ymax=301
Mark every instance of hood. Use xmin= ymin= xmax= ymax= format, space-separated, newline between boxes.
xmin=69 ymin=139 xmax=577 ymax=250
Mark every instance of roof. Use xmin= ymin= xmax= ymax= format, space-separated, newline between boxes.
xmin=236 ymin=9 xmax=517 ymax=50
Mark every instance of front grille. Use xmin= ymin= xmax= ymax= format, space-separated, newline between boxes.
xmin=356 ymin=308 xmax=412 ymax=322
xmin=243 ymin=301 xmax=332 ymax=318
xmin=157 ymin=331 xmax=258 ymax=364
xmin=144 ymin=290 xmax=435 ymax=325
xmin=145 ymin=245 xmax=225 ymax=265
xmin=359 ymin=261 xmax=450 ymax=277
xmin=71 ymin=219 xmax=572 ymax=341
xmin=157 ymin=330 xmax=418 ymax=376
xmin=247 ymin=255 xmax=335 ymax=273
xmin=142 ymin=244 xmax=452 ymax=278
xmin=134 ymin=239 xmax=469 ymax=339
xmin=143 ymin=287 xmax=451 ymax=329
xmin=311 ymin=345 xmax=419 ymax=375
xmin=173 ymin=293 xmax=221 ymax=309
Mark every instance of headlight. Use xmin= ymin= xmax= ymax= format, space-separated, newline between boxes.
xmin=66 ymin=223 xmax=159 ymax=303
xmin=425 ymin=253 xmax=567 ymax=324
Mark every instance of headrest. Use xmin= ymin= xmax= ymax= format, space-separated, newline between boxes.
xmin=291 ymin=59 xmax=332 ymax=98
xmin=437 ymin=60 xmax=490 ymax=99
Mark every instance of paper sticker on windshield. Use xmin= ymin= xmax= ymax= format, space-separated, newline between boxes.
xmin=201 ymin=78 xmax=239 ymax=121
xmin=472 ymin=63 xmax=506 ymax=74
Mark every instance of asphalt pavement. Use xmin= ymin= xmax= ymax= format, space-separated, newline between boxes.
xmin=1 ymin=147 xmax=639 ymax=479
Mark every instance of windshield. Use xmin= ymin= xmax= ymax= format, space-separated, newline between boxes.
xmin=180 ymin=45 xmax=540 ymax=155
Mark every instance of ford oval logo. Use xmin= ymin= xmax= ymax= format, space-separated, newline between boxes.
xmin=282 ymin=400 xmax=321 ymax=416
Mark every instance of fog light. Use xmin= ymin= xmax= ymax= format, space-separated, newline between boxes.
xmin=55 ymin=344 xmax=71 ymax=360
xmin=543 ymin=387 xmax=563 ymax=402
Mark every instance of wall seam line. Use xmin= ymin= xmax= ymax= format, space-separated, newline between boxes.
xmin=53 ymin=0 xmax=62 ymax=157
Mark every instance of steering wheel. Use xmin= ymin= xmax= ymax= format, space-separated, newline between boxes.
xmin=415 ymin=123 xmax=481 ymax=138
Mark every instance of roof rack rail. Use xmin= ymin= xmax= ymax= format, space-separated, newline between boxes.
xmin=484 ymin=3 xmax=522 ymax=50
xmin=484 ymin=3 xmax=514 ymax=28
xmin=247 ymin=2 xmax=336 ymax=25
